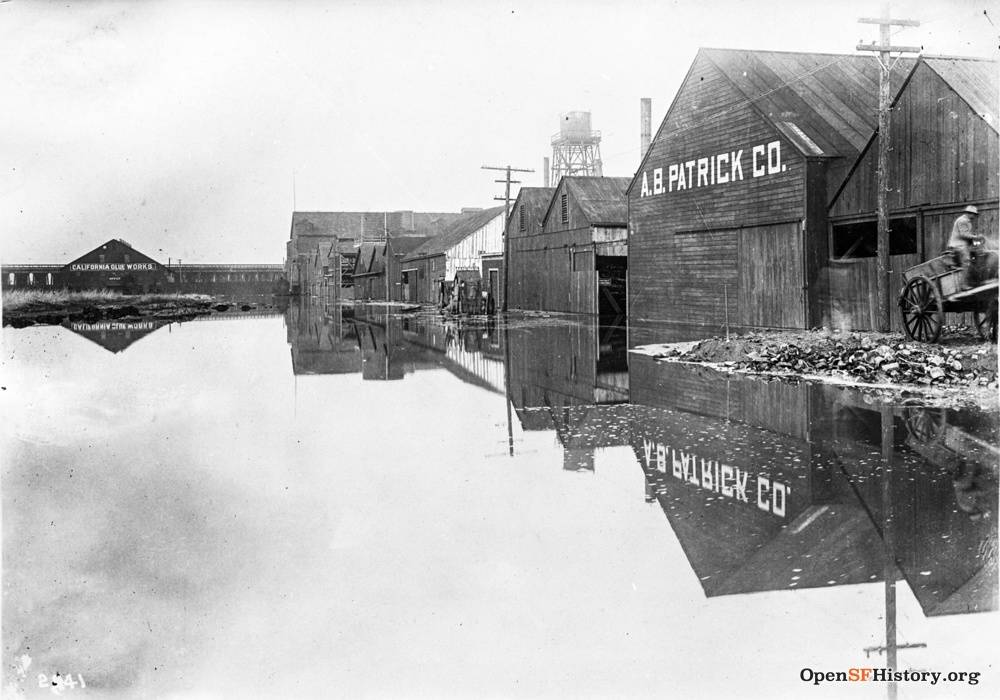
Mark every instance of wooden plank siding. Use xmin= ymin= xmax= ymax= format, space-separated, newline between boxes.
xmin=509 ymin=226 xmax=594 ymax=313
xmin=738 ymin=222 xmax=806 ymax=328
xmin=828 ymin=59 xmax=999 ymax=331
xmin=628 ymin=52 xmax=809 ymax=329
xmin=831 ymin=63 xmax=999 ymax=218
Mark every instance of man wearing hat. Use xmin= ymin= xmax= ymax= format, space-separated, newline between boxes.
xmin=948 ymin=205 xmax=985 ymax=287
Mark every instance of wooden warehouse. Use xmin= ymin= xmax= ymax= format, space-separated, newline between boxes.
xmin=507 ymin=177 xmax=629 ymax=315
xmin=629 ymin=48 xmax=916 ymax=331
xmin=827 ymin=56 xmax=998 ymax=330
xmin=401 ymin=206 xmax=506 ymax=304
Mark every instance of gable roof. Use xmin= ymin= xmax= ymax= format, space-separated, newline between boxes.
xmin=508 ymin=187 xmax=556 ymax=229
xmin=921 ymin=56 xmax=999 ymax=133
xmin=64 ymin=239 xmax=164 ymax=269
xmin=403 ymin=206 xmax=506 ymax=260
xmin=631 ymin=47 xmax=916 ymax=193
xmin=387 ymin=236 xmax=431 ymax=256
xmin=543 ymin=177 xmax=630 ymax=227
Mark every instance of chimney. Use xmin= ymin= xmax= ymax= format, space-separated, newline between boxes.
xmin=640 ymin=98 xmax=652 ymax=158
xmin=543 ymin=157 xmax=550 ymax=187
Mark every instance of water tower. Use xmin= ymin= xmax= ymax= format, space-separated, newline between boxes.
xmin=549 ymin=111 xmax=603 ymax=184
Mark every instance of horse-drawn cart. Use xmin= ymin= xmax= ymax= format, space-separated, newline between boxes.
xmin=898 ymin=253 xmax=998 ymax=343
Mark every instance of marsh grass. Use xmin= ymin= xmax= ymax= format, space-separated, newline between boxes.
xmin=3 ymin=288 xmax=212 ymax=313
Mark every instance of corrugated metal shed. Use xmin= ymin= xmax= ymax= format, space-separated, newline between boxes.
xmin=404 ymin=206 xmax=506 ymax=260
xmin=700 ymin=48 xmax=915 ymax=162
xmin=565 ymin=177 xmax=630 ymax=226
xmin=922 ymin=56 xmax=999 ymax=132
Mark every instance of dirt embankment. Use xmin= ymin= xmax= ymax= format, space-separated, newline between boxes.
xmin=638 ymin=328 xmax=998 ymax=399
xmin=2 ymin=293 xmax=219 ymax=328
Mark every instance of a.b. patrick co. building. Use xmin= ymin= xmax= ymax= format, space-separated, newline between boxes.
xmin=628 ymin=49 xmax=998 ymax=334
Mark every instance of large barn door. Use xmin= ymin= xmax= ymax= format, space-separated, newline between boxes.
xmin=738 ymin=223 xmax=805 ymax=328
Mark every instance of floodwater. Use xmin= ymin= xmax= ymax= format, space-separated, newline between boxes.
xmin=2 ymin=300 xmax=998 ymax=699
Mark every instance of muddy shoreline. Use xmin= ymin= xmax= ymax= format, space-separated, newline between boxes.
xmin=634 ymin=328 xmax=999 ymax=409
xmin=2 ymin=295 xmax=239 ymax=328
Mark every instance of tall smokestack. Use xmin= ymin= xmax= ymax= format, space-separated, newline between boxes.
xmin=640 ymin=98 xmax=652 ymax=158
xmin=543 ymin=157 xmax=550 ymax=187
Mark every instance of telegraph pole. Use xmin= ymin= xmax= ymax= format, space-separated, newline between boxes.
xmin=857 ymin=4 xmax=920 ymax=331
xmin=482 ymin=164 xmax=534 ymax=312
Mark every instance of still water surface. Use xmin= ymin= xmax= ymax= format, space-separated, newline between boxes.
xmin=2 ymin=302 xmax=997 ymax=699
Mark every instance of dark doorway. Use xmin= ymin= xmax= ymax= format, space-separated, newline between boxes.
xmin=596 ymin=255 xmax=627 ymax=316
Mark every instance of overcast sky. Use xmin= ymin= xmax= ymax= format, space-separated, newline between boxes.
xmin=1 ymin=0 xmax=997 ymax=263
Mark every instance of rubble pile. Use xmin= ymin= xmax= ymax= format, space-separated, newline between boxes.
xmin=728 ymin=336 xmax=996 ymax=387
xmin=646 ymin=332 xmax=999 ymax=390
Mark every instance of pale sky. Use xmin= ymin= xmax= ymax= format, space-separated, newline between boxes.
xmin=1 ymin=0 xmax=997 ymax=264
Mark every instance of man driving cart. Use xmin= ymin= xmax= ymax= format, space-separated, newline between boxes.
xmin=948 ymin=205 xmax=998 ymax=288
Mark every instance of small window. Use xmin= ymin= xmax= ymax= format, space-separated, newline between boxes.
xmin=28 ymin=273 xmax=35 ymax=285
xmin=46 ymin=273 xmax=53 ymax=285
xmin=8 ymin=273 xmax=15 ymax=286
xmin=124 ymin=254 xmax=131 ymax=263
xmin=98 ymin=254 xmax=105 ymax=264
xmin=560 ymin=194 xmax=568 ymax=224
xmin=519 ymin=205 xmax=526 ymax=232
xmin=832 ymin=217 xmax=917 ymax=258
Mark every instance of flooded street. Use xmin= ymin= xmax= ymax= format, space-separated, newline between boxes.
xmin=3 ymin=303 xmax=997 ymax=699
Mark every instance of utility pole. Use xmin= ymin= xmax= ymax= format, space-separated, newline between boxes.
xmin=482 ymin=164 xmax=535 ymax=312
xmin=857 ymin=4 xmax=920 ymax=332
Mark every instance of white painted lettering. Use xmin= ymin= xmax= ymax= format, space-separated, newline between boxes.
xmin=767 ymin=140 xmax=781 ymax=174
xmin=696 ymin=158 xmax=709 ymax=187
xmin=716 ymin=153 xmax=729 ymax=184
xmin=752 ymin=144 xmax=766 ymax=177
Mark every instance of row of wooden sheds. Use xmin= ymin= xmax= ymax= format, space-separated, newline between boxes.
xmin=627 ymin=48 xmax=998 ymax=333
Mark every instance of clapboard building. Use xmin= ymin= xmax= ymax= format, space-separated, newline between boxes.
xmin=629 ymin=49 xmax=916 ymax=332
xmin=401 ymin=206 xmax=506 ymax=304
xmin=507 ymin=178 xmax=629 ymax=315
xmin=285 ymin=210 xmax=465 ymax=295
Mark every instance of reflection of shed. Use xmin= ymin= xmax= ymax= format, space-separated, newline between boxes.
xmin=63 ymin=320 xmax=167 ymax=353
xmin=627 ymin=355 xmax=998 ymax=614
xmin=286 ymin=301 xmax=361 ymax=375
xmin=508 ymin=178 xmax=628 ymax=315
xmin=824 ymin=396 xmax=998 ymax=616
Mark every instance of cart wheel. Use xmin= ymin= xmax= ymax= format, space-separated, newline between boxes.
xmin=973 ymin=297 xmax=998 ymax=343
xmin=904 ymin=403 xmax=947 ymax=445
xmin=900 ymin=276 xmax=944 ymax=343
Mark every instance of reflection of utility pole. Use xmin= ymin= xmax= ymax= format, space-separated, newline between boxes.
xmin=857 ymin=5 xmax=920 ymax=331
xmin=881 ymin=405 xmax=898 ymax=700
xmin=482 ymin=164 xmax=534 ymax=312
xmin=502 ymin=323 xmax=515 ymax=457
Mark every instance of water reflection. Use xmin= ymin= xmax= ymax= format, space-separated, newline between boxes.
xmin=282 ymin=302 xmax=997 ymax=620
xmin=2 ymin=302 xmax=996 ymax=698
